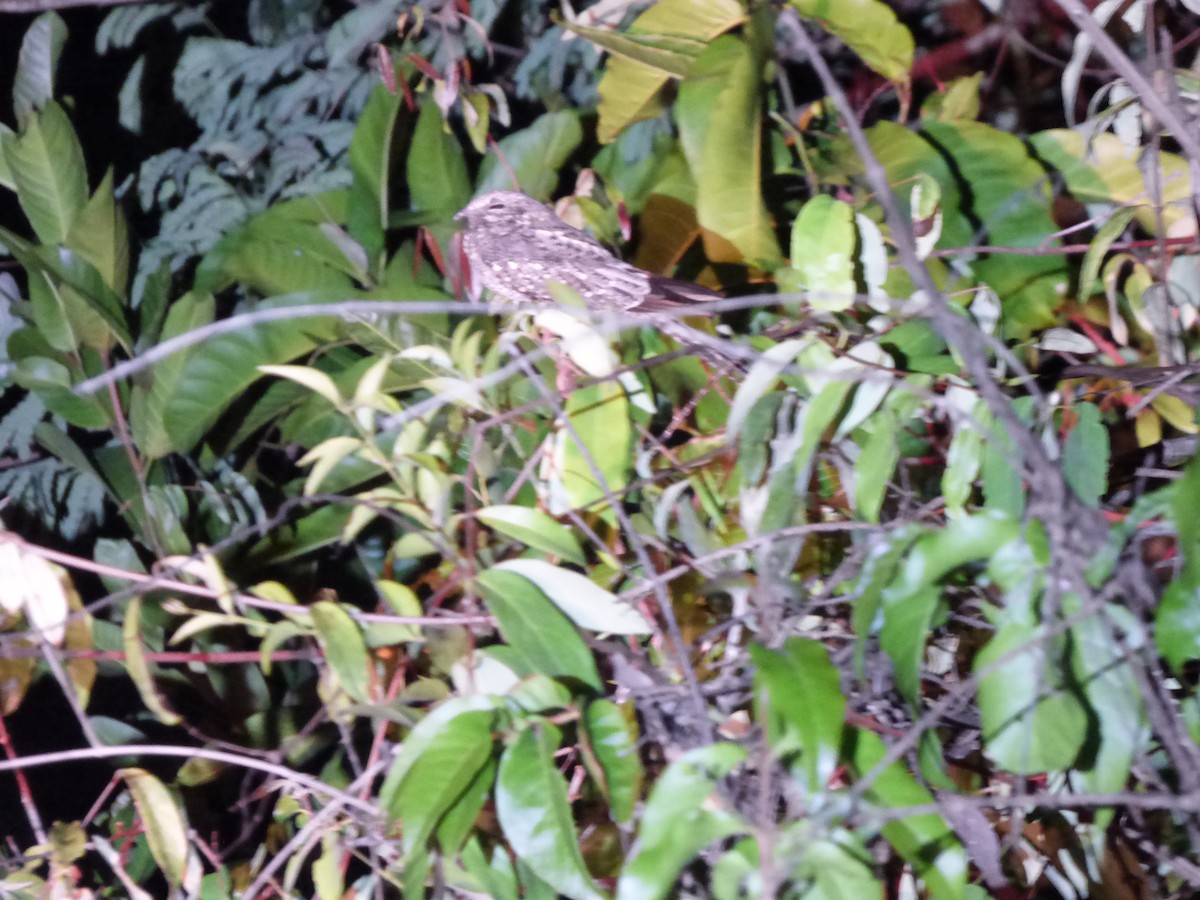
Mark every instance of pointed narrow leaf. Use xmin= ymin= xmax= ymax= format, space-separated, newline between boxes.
xmin=497 ymin=724 xmax=603 ymax=900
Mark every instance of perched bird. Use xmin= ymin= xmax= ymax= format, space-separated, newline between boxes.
xmin=454 ymin=190 xmax=723 ymax=317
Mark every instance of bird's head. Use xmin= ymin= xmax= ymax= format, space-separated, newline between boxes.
xmin=454 ymin=190 xmax=551 ymax=229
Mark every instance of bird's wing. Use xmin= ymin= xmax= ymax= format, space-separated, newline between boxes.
xmin=631 ymin=273 xmax=723 ymax=313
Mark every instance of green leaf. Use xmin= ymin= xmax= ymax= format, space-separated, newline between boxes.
xmin=676 ymin=31 xmax=782 ymax=268
xmin=3 ymin=100 xmax=87 ymax=245
xmin=310 ymin=600 xmax=371 ymax=703
xmin=582 ymin=700 xmax=643 ymax=824
xmin=497 ymin=724 xmax=603 ymax=900
xmin=617 ymin=744 xmax=747 ymax=900
xmin=558 ymin=378 xmax=632 ymax=512
xmin=495 ymin=560 xmax=652 ymax=635
xmin=119 ymin=768 xmax=191 ymax=890
xmin=66 ymin=169 xmax=130 ymax=295
xmin=750 ymin=639 xmax=845 ymax=793
xmin=477 ymin=110 xmax=583 ymax=199
xmin=790 ymin=0 xmax=914 ymax=82
xmin=864 ymin=121 xmax=1065 ymax=337
xmin=1157 ymin=453 xmax=1200 ymax=668
xmin=476 ymin=569 xmax=602 ymax=690
xmin=14 ymin=12 xmax=67 ymax=125
xmin=592 ymin=0 xmax=746 ymax=143
xmin=976 ymin=616 xmax=1088 ymax=773
xmin=476 ymin=505 xmax=586 ymax=566
xmin=407 ymin=96 xmax=471 ymax=219
xmin=780 ymin=195 xmax=857 ymax=310
xmin=1065 ymin=594 xmax=1144 ymax=835
xmin=387 ymin=709 xmax=496 ymax=855
xmin=848 ymin=728 xmax=967 ymax=900
xmin=158 ymin=291 xmax=345 ymax=454
xmin=1062 ymin=402 xmax=1109 ymax=507
xmin=348 ymin=84 xmax=404 ymax=273
xmin=127 ymin=292 xmax=216 ymax=459
xmin=14 ymin=356 xmax=111 ymax=429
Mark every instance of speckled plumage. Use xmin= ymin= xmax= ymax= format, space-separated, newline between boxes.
xmin=454 ymin=191 xmax=721 ymax=315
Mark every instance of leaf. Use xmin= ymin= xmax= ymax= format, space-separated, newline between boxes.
xmin=14 ymin=12 xmax=67 ymax=125
xmin=790 ymin=0 xmax=914 ymax=82
xmin=119 ymin=768 xmax=191 ymax=890
xmin=780 ymin=195 xmax=856 ymax=310
xmin=581 ymin=699 xmax=643 ymax=824
xmin=556 ymin=378 xmax=632 ymax=512
xmin=676 ymin=31 xmax=781 ymax=268
xmin=475 ymin=569 xmax=603 ymax=689
xmin=1062 ymin=402 xmax=1109 ymax=507
xmin=476 ymin=505 xmax=586 ymax=565
xmin=495 ymin=559 xmax=652 ymax=635
xmin=497 ymin=724 xmax=604 ymax=900
xmin=477 ymin=111 xmax=584 ymax=199
xmin=66 ymin=169 xmax=130 ymax=295
xmin=591 ymin=0 xmax=746 ymax=143
xmin=310 ymin=600 xmax=372 ymax=703
xmin=976 ymin=616 xmax=1088 ymax=773
xmin=122 ymin=598 xmax=179 ymax=722
xmin=848 ymin=728 xmax=967 ymax=900
xmin=3 ymin=101 xmax=87 ymax=245
xmin=750 ymin=639 xmax=845 ymax=793
xmin=127 ymin=291 xmax=216 ymax=459
xmin=616 ymin=744 xmax=747 ymax=900
xmin=159 ymin=291 xmax=345 ymax=454
xmin=1157 ymin=452 xmax=1200 ymax=668
xmin=348 ymin=84 xmax=404 ymax=273
xmin=407 ymin=96 xmax=471 ymax=219
xmin=387 ymin=708 xmax=497 ymax=855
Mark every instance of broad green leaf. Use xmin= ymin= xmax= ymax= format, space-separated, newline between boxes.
xmin=407 ymin=96 xmax=471 ymax=219
xmin=863 ymin=121 xmax=1065 ymax=337
xmin=848 ymin=728 xmax=967 ymax=900
xmin=617 ymin=744 xmax=747 ymax=900
xmin=66 ymin=169 xmax=130 ymax=295
xmin=790 ymin=0 xmax=914 ymax=82
xmin=750 ymin=639 xmax=844 ymax=793
xmin=348 ymin=84 xmax=404 ymax=273
xmin=1066 ymin=594 xmax=1144 ymax=836
xmin=388 ymin=709 xmax=496 ymax=854
xmin=495 ymin=559 xmax=652 ymax=635
xmin=380 ymin=695 xmax=501 ymax=807
xmin=1062 ymin=402 xmax=1109 ymax=507
xmin=3 ymin=100 xmax=87 ymax=244
xmin=477 ymin=110 xmax=584 ymax=199
xmin=779 ymin=195 xmax=856 ymax=310
xmin=14 ymin=356 xmax=111 ymax=429
xmin=802 ymin=837 xmax=882 ymax=899
xmin=1158 ymin=453 xmax=1200 ymax=668
xmin=557 ymin=377 xmax=632 ymax=512
xmin=475 ymin=569 xmax=602 ymax=689
xmin=159 ymin=290 xmax=345 ymax=453
xmin=676 ymin=31 xmax=782 ymax=268
xmin=476 ymin=505 xmax=586 ymax=566
xmin=119 ymin=768 xmax=191 ymax=890
xmin=1031 ymin=130 xmax=1193 ymax=238
xmin=497 ymin=724 xmax=603 ymax=900
xmin=14 ymin=12 xmax=67 ymax=125
xmin=976 ymin=617 xmax=1088 ymax=773
xmin=127 ymin=292 xmax=216 ymax=459
xmin=582 ymin=699 xmax=642 ymax=824
xmin=593 ymin=0 xmax=745 ymax=143
xmin=310 ymin=600 xmax=371 ymax=703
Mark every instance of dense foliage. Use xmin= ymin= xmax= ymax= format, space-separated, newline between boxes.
xmin=3 ymin=0 xmax=1200 ymax=896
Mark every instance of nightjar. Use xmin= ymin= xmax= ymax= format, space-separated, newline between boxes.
xmin=454 ymin=190 xmax=722 ymax=316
